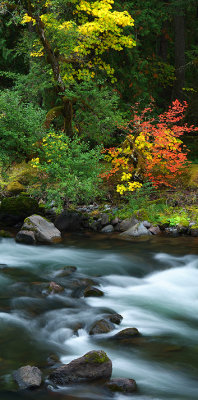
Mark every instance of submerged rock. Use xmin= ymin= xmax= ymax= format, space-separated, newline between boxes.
xmin=49 ymin=350 xmax=112 ymax=385
xmin=89 ymin=319 xmax=114 ymax=335
xmin=56 ymin=266 xmax=77 ymax=277
xmin=104 ymin=378 xmax=137 ymax=393
xmin=48 ymin=281 xmax=64 ymax=294
xmin=13 ymin=365 xmax=42 ymax=390
xmin=84 ymin=286 xmax=104 ymax=297
xmin=17 ymin=214 xmax=61 ymax=244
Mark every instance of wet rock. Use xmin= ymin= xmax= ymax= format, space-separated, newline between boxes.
xmin=106 ymin=313 xmax=123 ymax=325
xmin=149 ymin=225 xmax=161 ymax=235
xmin=101 ymin=225 xmax=114 ymax=233
xmin=84 ymin=287 xmax=104 ymax=297
xmin=15 ymin=230 xmax=36 ymax=245
xmin=20 ymin=214 xmax=61 ymax=244
xmin=56 ymin=266 xmax=77 ymax=277
xmin=112 ymin=328 xmax=141 ymax=341
xmin=120 ymin=222 xmax=151 ymax=238
xmin=89 ymin=319 xmax=114 ymax=335
xmin=49 ymin=350 xmax=112 ymax=385
xmin=71 ymin=278 xmax=98 ymax=298
xmin=13 ymin=365 xmax=42 ymax=390
xmin=104 ymin=378 xmax=137 ymax=393
xmin=111 ymin=217 xmax=119 ymax=226
xmin=48 ymin=281 xmax=64 ymax=294
xmin=55 ymin=210 xmax=83 ymax=232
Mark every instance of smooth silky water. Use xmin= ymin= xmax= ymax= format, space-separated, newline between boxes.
xmin=0 ymin=234 xmax=198 ymax=400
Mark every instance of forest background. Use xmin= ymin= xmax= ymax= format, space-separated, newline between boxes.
xmin=0 ymin=0 xmax=198 ymax=226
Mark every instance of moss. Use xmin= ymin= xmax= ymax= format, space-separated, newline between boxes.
xmin=84 ymin=351 xmax=109 ymax=364
xmin=0 ymin=230 xmax=12 ymax=238
xmin=6 ymin=181 xmax=25 ymax=194
xmin=1 ymin=194 xmax=39 ymax=216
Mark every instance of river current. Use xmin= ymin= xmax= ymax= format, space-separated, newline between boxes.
xmin=0 ymin=235 xmax=198 ymax=400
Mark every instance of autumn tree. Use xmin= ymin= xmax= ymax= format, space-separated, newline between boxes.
xmin=18 ymin=0 xmax=135 ymax=135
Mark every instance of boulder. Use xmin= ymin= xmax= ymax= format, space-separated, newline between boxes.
xmin=101 ymin=225 xmax=114 ymax=233
xmin=49 ymin=350 xmax=112 ymax=385
xmin=0 ymin=194 xmax=39 ymax=226
xmin=118 ymin=217 xmax=139 ymax=232
xmin=89 ymin=319 xmax=114 ymax=335
xmin=120 ymin=222 xmax=152 ymax=238
xmin=15 ymin=230 xmax=36 ymax=245
xmin=55 ymin=210 xmax=83 ymax=232
xmin=13 ymin=365 xmax=42 ymax=390
xmin=104 ymin=378 xmax=137 ymax=393
xmin=19 ymin=215 xmax=61 ymax=244
xmin=6 ymin=181 xmax=25 ymax=195
xmin=84 ymin=286 xmax=104 ymax=297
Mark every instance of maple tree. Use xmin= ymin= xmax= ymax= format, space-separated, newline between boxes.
xmin=101 ymin=99 xmax=198 ymax=194
xmin=20 ymin=0 xmax=135 ymax=134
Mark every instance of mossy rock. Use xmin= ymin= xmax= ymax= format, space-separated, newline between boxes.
xmin=0 ymin=194 xmax=39 ymax=216
xmin=188 ymin=164 xmax=198 ymax=188
xmin=6 ymin=181 xmax=25 ymax=195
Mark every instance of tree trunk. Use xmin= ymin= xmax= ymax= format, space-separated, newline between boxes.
xmin=173 ymin=8 xmax=185 ymax=99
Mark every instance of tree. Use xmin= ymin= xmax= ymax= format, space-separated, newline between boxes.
xmin=19 ymin=0 xmax=135 ymax=134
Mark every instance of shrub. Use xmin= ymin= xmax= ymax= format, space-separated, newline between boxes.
xmin=31 ymin=131 xmax=105 ymax=208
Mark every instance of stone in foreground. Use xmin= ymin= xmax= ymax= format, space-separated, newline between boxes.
xmin=18 ymin=214 xmax=61 ymax=244
xmin=13 ymin=365 xmax=42 ymax=390
xmin=15 ymin=230 xmax=36 ymax=245
xmin=49 ymin=350 xmax=112 ymax=385
xmin=104 ymin=378 xmax=137 ymax=393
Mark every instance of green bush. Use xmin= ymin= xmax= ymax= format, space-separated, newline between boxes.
xmin=0 ymin=89 xmax=46 ymax=163
xmin=31 ymin=131 xmax=106 ymax=209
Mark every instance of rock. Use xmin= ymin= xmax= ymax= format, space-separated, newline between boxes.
xmin=189 ymin=227 xmax=198 ymax=237
xmin=149 ymin=225 xmax=161 ymax=235
xmin=13 ymin=365 xmax=42 ymax=390
xmin=104 ymin=378 xmax=137 ymax=393
xmin=106 ymin=313 xmax=123 ymax=325
xmin=101 ymin=214 xmax=110 ymax=226
xmin=113 ymin=328 xmax=141 ymax=341
xmin=15 ymin=230 xmax=36 ymax=245
xmin=120 ymin=222 xmax=152 ymax=238
xmin=55 ymin=210 xmax=83 ymax=232
xmin=118 ymin=217 xmax=139 ymax=232
xmin=143 ymin=220 xmax=151 ymax=228
xmin=49 ymin=350 xmax=112 ymax=385
xmin=89 ymin=319 xmax=114 ymax=335
xmin=71 ymin=278 xmax=98 ymax=298
xmin=84 ymin=287 xmax=104 ymax=297
xmin=21 ymin=214 xmax=61 ymax=244
xmin=56 ymin=266 xmax=77 ymax=277
xmin=101 ymin=225 xmax=114 ymax=233
xmin=48 ymin=281 xmax=64 ymax=294
xmin=89 ymin=220 xmax=101 ymax=232
xmin=0 ymin=230 xmax=12 ymax=238
xmin=6 ymin=181 xmax=25 ymax=195
xmin=111 ymin=217 xmax=119 ymax=225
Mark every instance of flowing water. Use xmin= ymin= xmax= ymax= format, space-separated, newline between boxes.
xmin=0 ymin=234 xmax=198 ymax=400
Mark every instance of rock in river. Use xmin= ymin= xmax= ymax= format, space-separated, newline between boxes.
xmin=89 ymin=319 xmax=114 ymax=335
xmin=13 ymin=365 xmax=42 ymax=390
xmin=49 ymin=350 xmax=112 ymax=385
xmin=104 ymin=377 xmax=137 ymax=393
xmin=16 ymin=214 xmax=61 ymax=244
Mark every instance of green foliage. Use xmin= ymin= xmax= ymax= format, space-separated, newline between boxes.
xmin=64 ymin=81 xmax=124 ymax=144
xmin=31 ymin=132 xmax=106 ymax=208
xmin=0 ymin=90 xmax=46 ymax=164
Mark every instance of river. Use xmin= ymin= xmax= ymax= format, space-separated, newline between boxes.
xmin=0 ymin=234 xmax=198 ymax=400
